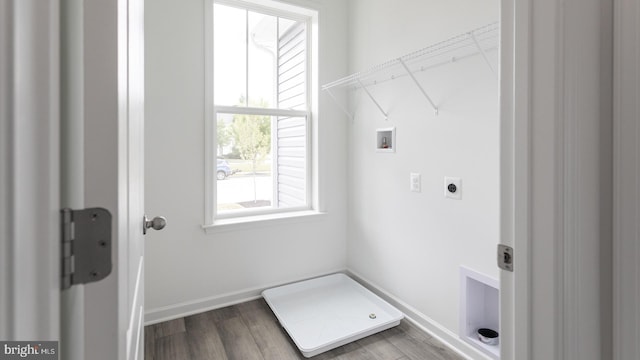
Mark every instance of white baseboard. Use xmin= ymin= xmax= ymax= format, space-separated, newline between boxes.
xmin=345 ymin=268 xmax=493 ymax=360
xmin=144 ymin=268 xmax=347 ymax=326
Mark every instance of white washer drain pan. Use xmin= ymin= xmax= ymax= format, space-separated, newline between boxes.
xmin=262 ymin=273 xmax=404 ymax=358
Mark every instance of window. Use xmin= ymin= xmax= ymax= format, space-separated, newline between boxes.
xmin=206 ymin=0 xmax=316 ymax=223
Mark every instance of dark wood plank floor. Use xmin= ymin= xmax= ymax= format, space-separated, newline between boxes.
xmin=145 ymin=299 xmax=464 ymax=360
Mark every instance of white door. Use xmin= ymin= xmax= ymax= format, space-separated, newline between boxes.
xmin=123 ymin=0 xmax=147 ymax=358
xmin=59 ymin=0 xmax=148 ymax=359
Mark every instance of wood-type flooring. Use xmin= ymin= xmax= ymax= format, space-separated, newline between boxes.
xmin=145 ymin=299 xmax=465 ymax=360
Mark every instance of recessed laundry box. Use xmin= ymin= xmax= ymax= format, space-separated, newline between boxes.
xmin=262 ymin=273 xmax=404 ymax=358
xmin=459 ymin=266 xmax=500 ymax=359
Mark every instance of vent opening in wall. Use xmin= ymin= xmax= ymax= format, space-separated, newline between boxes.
xmin=376 ymin=127 xmax=395 ymax=152
xmin=459 ymin=266 xmax=499 ymax=359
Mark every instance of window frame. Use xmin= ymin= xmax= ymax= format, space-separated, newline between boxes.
xmin=204 ymin=0 xmax=318 ymax=227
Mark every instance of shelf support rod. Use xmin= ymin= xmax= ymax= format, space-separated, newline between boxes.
xmin=398 ymin=58 xmax=438 ymax=115
xmin=356 ymin=79 xmax=388 ymax=119
xmin=469 ymin=31 xmax=496 ymax=77
xmin=325 ymin=88 xmax=354 ymax=121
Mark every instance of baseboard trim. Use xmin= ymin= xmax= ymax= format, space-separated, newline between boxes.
xmin=345 ymin=268 xmax=493 ymax=360
xmin=144 ymin=268 xmax=348 ymax=326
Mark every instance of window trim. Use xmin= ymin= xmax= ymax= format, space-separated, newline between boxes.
xmin=202 ymin=210 xmax=327 ymax=234
xmin=215 ymin=0 xmax=315 ymax=23
xmin=204 ymin=0 xmax=318 ymax=227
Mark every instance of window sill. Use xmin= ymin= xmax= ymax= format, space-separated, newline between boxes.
xmin=202 ymin=210 xmax=327 ymax=234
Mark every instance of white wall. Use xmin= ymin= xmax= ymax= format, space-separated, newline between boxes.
xmin=144 ymin=0 xmax=349 ymax=322
xmin=346 ymin=0 xmax=500 ymax=347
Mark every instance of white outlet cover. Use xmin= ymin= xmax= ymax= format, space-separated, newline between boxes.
xmin=410 ymin=173 xmax=421 ymax=193
xmin=444 ymin=177 xmax=462 ymax=200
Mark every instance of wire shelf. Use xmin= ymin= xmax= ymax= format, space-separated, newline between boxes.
xmin=321 ymin=22 xmax=499 ymax=119
xmin=322 ymin=22 xmax=499 ymax=91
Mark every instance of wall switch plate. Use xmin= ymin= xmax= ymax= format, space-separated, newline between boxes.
xmin=410 ymin=173 xmax=421 ymax=192
xmin=444 ymin=177 xmax=462 ymax=199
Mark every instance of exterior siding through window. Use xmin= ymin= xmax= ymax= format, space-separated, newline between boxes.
xmin=276 ymin=22 xmax=307 ymax=208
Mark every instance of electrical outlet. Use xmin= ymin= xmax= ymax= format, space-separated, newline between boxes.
xmin=444 ymin=177 xmax=462 ymax=199
xmin=410 ymin=173 xmax=421 ymax=193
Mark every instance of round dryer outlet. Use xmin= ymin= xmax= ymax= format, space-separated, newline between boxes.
xmin=444 ymin=177 xmax=462 ymax=200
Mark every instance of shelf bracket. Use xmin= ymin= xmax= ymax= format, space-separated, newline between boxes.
xmin=356 ymin=79 xmax=388 ymax=120
xmin=398 ymin=58 xmax=438 ymax=115
xmin=470 ymin=31 xmax=497 ymax=77
xmin=325 ymin=88 xmax=354 ymax=121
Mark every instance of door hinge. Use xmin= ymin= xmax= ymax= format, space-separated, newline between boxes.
xmin=61 ymin=208 xmax=112 ymax=290
xmin=497 ymin=244 xmax=514 ymax=272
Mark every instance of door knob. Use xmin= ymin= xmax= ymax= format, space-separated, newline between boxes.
xmin=143 ymin=215 xmax=167 ymax=235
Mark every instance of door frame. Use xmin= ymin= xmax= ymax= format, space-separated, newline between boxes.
xmin=499 ymin=0 xmax=530 ymax=358
xmin=0 ymin=0 xmax=61 ymax=341
xmin=60 ymin=0 xmax=86 ymax=356
xmin=501 ymin=0 xmax=613 ymax=359
xmin=612 ymin=0 xmax=640 ymax=359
